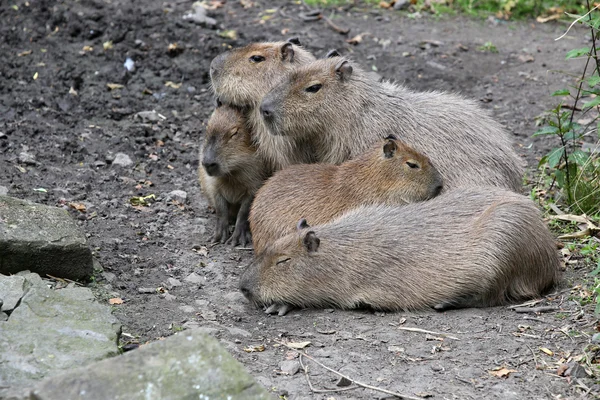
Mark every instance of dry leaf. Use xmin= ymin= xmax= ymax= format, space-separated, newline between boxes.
xmin=536 ymin=14 xmax=560 ymax=23
xmin=379 ymin=1 xmax=391 ymax=8
xmin=489 ymin=367 xmax=517 ymax=378
xmin=243 ymin=344 xmax=265 ymax=352
xmin=107 ymin=83 xmax=124 ymax=90
xmin=218 ymin=30 xmax=237 ymax=40
xmin=287 ymin=341 xmax=311 ymax=349
xmin=556 ymin=364 xmax=569 ymax=376
xmin=109 ymin=298 xmax=124 ymax=305
xmin=68 ymin=202 xmax=87 ymax=212
xmin=540 ymin=347 xmax=554 ymax=356
xmin=17 ymin=50 xmax=32 ymax=57
xmin=103 ymin=40 xmax=113 ymax=50
xmin=165 ymin=81 xmax=182 ymax=89
xmin=82 ymin=45 xmax=93 ymax=52
xmin=347 ymin=34 xmax=365 ymax=45
xmin=240 ymin=0 xmax=254 ymax=8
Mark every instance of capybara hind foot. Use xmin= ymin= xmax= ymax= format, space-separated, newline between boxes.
xmin=265 ymin=303 xmax=292 ymax=316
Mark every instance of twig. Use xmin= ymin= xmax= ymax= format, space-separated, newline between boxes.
xmin=522 ymin=316 xmax=549 ymax=323
xmin=508 ymin=298 xmax=545 ymax=309
xmin=298 ymin=355 xmax=357 ymax=394
xmin=46 ymin=274 xmax=83 ymax=286
xmin=397 ymin=326 xmax=460 ymax=340
xmin=555 ymin=3 xmax=600 ymax=41
xmin=513 ymin=306 xmax=558 ymax=314
xmin=277 ymin=341 xmax=423 ymax=400
xmin=323 ymin=13 xmax=350 ymax=34
xmin=525 ymin=344 xmax=540 ymax=369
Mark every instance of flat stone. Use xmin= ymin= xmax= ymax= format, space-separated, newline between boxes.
xmin=0 ymin=274 xmax=27 ymax=312
xmin=0 ymin=186 xmax=8 ymax=196
xmin=166 ymin=277 xmax=182 ymax=289
xmin=167 ymin=190 xmax=187 ymax=204
xmin=18 ymin=152 xmax=37 ymax=165
xmin=279 ymin=360 xmax=300 ymax=376
xmin=179 ymin=305 xmax=196 ymax=313
xmin=19 ymin=329 xmax=270 ymax=400
xmin=0 ymin=273 xmax=120 ymax=394
xmin=0 ymin=196 xmax=93 ymax=280
xmin=184 ymin=272 xmax=203 ymax=284
xmin=112 ymin=153 xmax=133 ymax=167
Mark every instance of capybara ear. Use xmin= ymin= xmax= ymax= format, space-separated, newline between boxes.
xmin=325 ymin=49 xmax=340 ymax=58
xmin=303 ymin=231 xmax=320 ymax=253
xmin=385 ymin=134 xmax=398 ymax=140
xmin=281 ymin=42 xmax=295 ymax=63
xmin=383 ymin=138 xmax=397 ymax=159
xmin=297 ymin=218 xmax=310 ymax=231
xmin=287 ymin=37 xmax=301 ymax=46
xmin=335 ymin=60 xmax=353 ymax=81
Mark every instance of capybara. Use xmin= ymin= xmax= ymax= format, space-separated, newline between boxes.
xmin=209 ymin=40 xmax=317 ymax=171
xmin=239 ymin=186 xmax=561 ymax=315
xmin=198 ymin=105 xmax=269 ymax=246
xmin=258 ymin=57 xmax=525 ymax=191
xmin=249 ymin=135 xmax=443 ymax=254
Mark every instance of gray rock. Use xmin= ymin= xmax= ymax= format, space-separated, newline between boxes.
xmin=0 ymin=274 xmax=27 ymax=312
xmin=0 ymin=196 xmax=93 ymax=280
xmin=179 ymin=305 xmax=196 ymax=313
xmin=566 ymin=363 xmax=589 ymax=378
xmin=592 ymin=333 xmax=600 ymax=344
xmin=162 ymin=293 xmax=177 ymax=301
xmin=101 ymin=271 xmax=117 ymax=283
xmin=167 ymin=190 xmax=187 ymax=204
xmin=134 ymin=110 xmax=161 ymax=123
xmin=166 ymin=277 xmax=182 ymax=289
xmin=13 ymin=329 xmax=270 ymax=400
xmin=0 ymin=311 xmax=7 ymax=321
xmin=393 ymin=0 xmax=410 ymax=10
xmin=18 ymin=152 xmax=37 ymax=165
xmin=227 ymin=327 xmax=251 ymax=338
xmin=183 ymin=4 xmax=217 ymax=27
xmin=112 ymin=153 xmax=133 ymax=167
xmin=184 ymin=272 xmax=203 ymax=284
xmin=0 ymin=273 xmax=120 ymax=394
xmin=279 ymin=360 xmax=300 ymax=376
xmin=0 ymin=186 xmax=8 ymax=196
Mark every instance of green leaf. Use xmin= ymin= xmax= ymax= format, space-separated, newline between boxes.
xmin=569 ymin=150 xmax=590 ymax=166
xmin=547 ymin=148 xmax=563 ymax=169
xmin=555 ymin=169 xmax=565 ymax=188
xmin=552 ymin=89 xmax=570 ymax=96
xmin=588 ymin=75 xmax=600 ymax=88
xmin=563 ymin=130 xmax=580 ymax=141
xmin=583 ymin=96 xmax=600 ymax=110
xmin=533 ymin=126 xmax=559 ymax=136
xmin=566 ymin=47 xmax=590 ymax=60
xmin=538 ymin=155 xmax=548 ymax=169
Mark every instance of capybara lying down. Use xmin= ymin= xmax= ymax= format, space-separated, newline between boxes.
xmin=239 ymin=187 xmax=561 ymax=315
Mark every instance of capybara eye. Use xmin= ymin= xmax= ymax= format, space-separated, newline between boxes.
xmin=249 ymin=55 xmax=266 ymax=63
xmin=305 ymin=84 xmax=322 ymax=93
xmin=276 ymin=257 xmax=291 ymax=265
xmin=406 ymin=161 xmax=420 ymax=169
xmin=230 ymin=128 xmax=239 ymax=137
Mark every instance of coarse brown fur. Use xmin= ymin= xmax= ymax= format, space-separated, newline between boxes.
xmin=249 ymin=136 xmax=443 ymax=254
xmin=239 ymin=187 xmax=561 ymax=313
xmin=198 ymin=105 xmax=269 ymax=246
xmin=259 ymin=57 xmax=525 ymax=191
xmin=209 ymin=40 xmax=317 ymax=171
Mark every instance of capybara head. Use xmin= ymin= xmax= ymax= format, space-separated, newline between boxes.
xmin=362 ymin=135 xmax=443 ymax=202
xmin=239 ymin=219 xmax=329 ymax=309
xmin=201 ymin=104 xmax=255 ymax=177
xmin=210 ymin=39 xmax=316 ymax=108
xmin=260 ymin=57 xmax=354 ymax=136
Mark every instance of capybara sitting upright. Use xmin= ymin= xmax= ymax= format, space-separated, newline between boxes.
xmin=249 ymin=135 xmax=443 ymax=254
xmin=239 ymin=187 xmax=561 ymax=315
xmin=210 ymin=40 xmax=317 ymax=170
xmin=198 ymin=105 xmax=269 ymax=246
xmin=258 ymin=57 xmax=525 ymax=191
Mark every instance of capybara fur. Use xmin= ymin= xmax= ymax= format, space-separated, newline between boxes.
xmin=239 ymin=186 xmax=561 ymax=314
xmin=258 ymin=57 xmax=525 ymax=191
xmin=249 ymin=136 xmax=443 ymax=254
xmin=210 ymin=40 xmax=317 ymax=171
xmin=198 ymin=105 xmax=269 ymax=246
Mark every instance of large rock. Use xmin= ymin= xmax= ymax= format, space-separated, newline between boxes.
xmin=0 ymin=196 xmax=93 ymax=280
xmin=0 ymin=272 xmax=121 ymax=395
xmin=13 ymin=329 xmax=272 ymax=400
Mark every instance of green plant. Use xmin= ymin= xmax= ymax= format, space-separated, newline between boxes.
xmin=478 ymin=41 xmax=498 ymax=53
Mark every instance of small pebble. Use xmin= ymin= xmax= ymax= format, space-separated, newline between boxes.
xmin=112 ymin=153 xmax=133 ymax=167
xmin=279 ymin=360 xmax=300 ymax=376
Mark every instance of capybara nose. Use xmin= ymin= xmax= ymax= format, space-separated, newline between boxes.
xmin=433 ymin=184 xmax=443 ymax=197
xmin=260 ymin=101 xmax=275 ymax=119
xmin=210 ymin=53 xmax=227 ymax=77
xmin=202 ymin=162 xmax=219 ymax=176
xmin=239 ymin=284 xmax=252 ymax=300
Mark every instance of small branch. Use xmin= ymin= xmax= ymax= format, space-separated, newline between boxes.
xmin=513 ymin=306 xmax=558 ymax=314
xmin=555 ymin=3 xmax=600 ymax=41
xmin=298 ymin=355 xmax=357 ymax=394
xmin=277 ymin=341 xmax=423 ymax=400
xmin=46 ymin=274 xmax=83 ymax=286
xmin=525 ymin=344 xmax=540 ymax=370
xmin=323 ymin=13 xmax=350 ymax=34
xmin=397 ymin=326 xmax=460 ymax=340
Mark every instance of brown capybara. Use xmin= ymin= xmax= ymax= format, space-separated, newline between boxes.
xmin=258 ymin=57 xmax=525 ymax=191
xmin=209 ymin=40 xmax=317 ymax=171
xmin=239 ymin=186 xmax=561 ymax=315
xmin=249 ymin=135 xmax=443 ymax=254
xmin=198 ymin=105 xmax=269 ymax=246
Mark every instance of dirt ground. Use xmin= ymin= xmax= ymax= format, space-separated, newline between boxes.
xmin=1 ymin=0 xmax=599 ymax=398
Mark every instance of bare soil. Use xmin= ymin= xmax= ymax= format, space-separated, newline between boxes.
xmin=1 ymin=1 xmax=598 ymax=398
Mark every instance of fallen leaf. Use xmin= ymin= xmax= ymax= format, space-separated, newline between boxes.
xmin=489 ymin=367 xmax=517 ymax=378
xmin=82 ymin=45 xmax=93 ymax=52
xmin=33 ymin=72 xmax=38 ymax=80
xmin=17 ymin=50 xmax=32 ymax=57
xmin=68 ymin=202 xmax=87 ymax=212
xmin=33 ymin=188 xmax=47 ymax=193
xmin=556 ymin=364 xmax=569 ymax=376
xmin=347 ymin=33 xmax=366 ymax=45
xmin=107 ymin=83 xmax=124 ymax=90
xmin=540 ymin=347 xmax=554 ymax=356
xmin=165 ymin=81 xmax=182 ymax=89
xmin=109 ymin=298 xmax=124 ymax=305
xmin=536 ymin=14 xmax=560 ymax=23
xmin=243 ymin=344 xmax=265 ymax=352
xmin=218 ymin=29 xmax=237 ymax=40
xmin=103 ymin=40 xmax=113 ymax=50
xmin=205 ymin=0 xmax=225 ymax=9
xmin=240 ymin=0 xmax=254 ymax=8
xmin=518 ymin=54 xmax=535 ymax=63
xmin=379 ymin=1 xmax=391 ymax=8
xmin=287 ymin=341 xmax=311 ymax=349
xmin=129 ymin=194 xmax=156 ymax=207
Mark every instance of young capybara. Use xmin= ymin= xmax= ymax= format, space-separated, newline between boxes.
xmin=198 ymin=105 xmax=269 ymax=246
xmin=239 ymin=186 xmax=561 ymax=315
xmin=209 ymin=40 xmax=317 ymax=170
xmin=258 ymin=57 xmax=525 ymax=191
xmin=249 ymin=135 xmax=443 ymax=254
